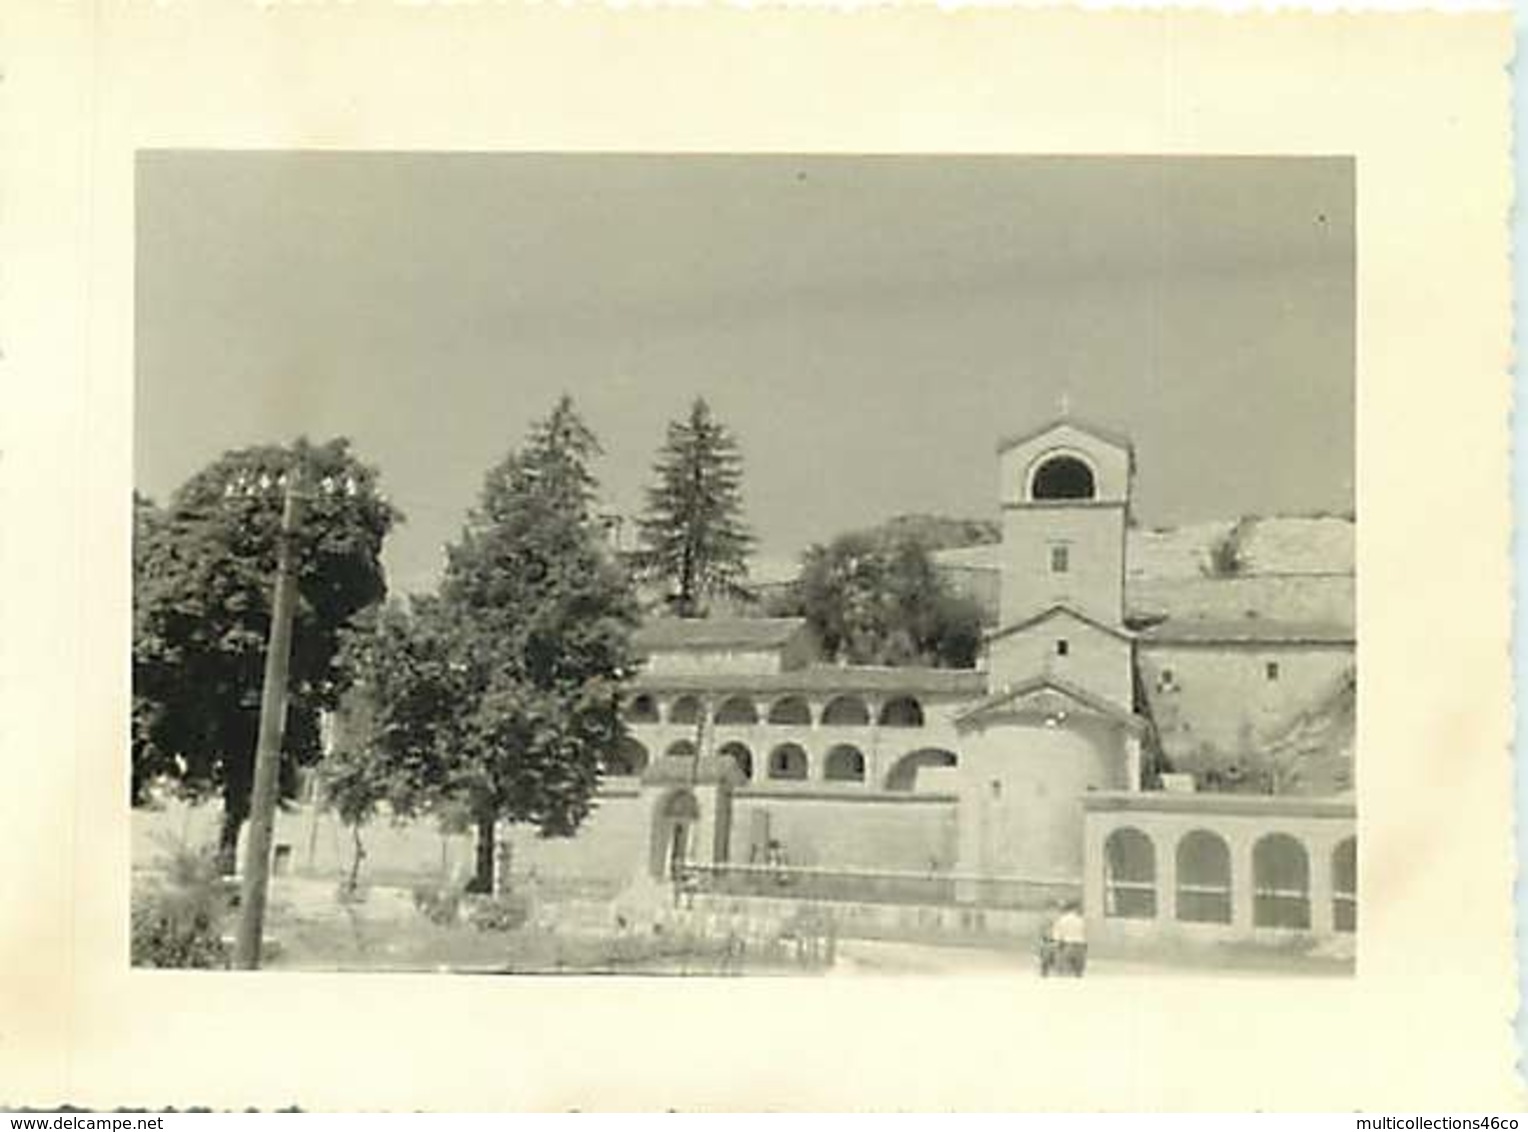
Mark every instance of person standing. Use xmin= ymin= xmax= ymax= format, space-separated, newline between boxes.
xmin=1048 ymin=900 xmax=1089 ymax=977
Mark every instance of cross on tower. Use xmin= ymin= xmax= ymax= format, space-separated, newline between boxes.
xmin=1058 ymin=390 xmax=1072 ymax=417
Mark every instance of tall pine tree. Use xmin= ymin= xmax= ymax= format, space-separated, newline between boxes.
xmin=343 ymin=396 xmax=641 ymax=892
xmin=635 ymin=398 xmax=754 ymax=618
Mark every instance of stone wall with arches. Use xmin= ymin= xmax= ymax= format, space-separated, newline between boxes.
xmin=619 ymin=683 xmax=977 ymax=791
xmin=1081 ymin=791 xmax=1355 ymax=944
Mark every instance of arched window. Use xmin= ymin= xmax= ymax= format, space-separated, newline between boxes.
xmin=1104 ymin=827 xmax=1157 ymax=918
xmin=661 ymin=789 xmax=700 ymax=821
xmin=624 ymin=694 xmax=660 ymax=724
xmin=714 ymin=695 xmax=759 ymax=726
xmin=821 ymin=695 xmax=871 ymax=726
xmin=878 ymin=696 xmax=925 ymax=728
xmin=650 ymin=789 xmax=700 ymax=881
xmin=824 ymin=745 xmax=866 ymax=782
xmin=1332 ymin=837 xmax=1356 ymax=933
xmin=603 ymin=737 xmax=650 ymax=777
xmin=767 ymin=743 xmax=808 ymax=781
xmin=718 ymin=741 xmax=754 ymax=783
xmin=1030 ymin=454 xmax=1096 ymax=501
xmin=668 ymin=696 xmax=702 ymax=726
xmin=1253 ymin=833 xmax=1311 ymax=929
xmin=1175 ymin=830 xmax=1232 ymax=924
xmin=664 ymin=739 xmax=697 ymax=762
xmin=885 ymin=748 xmax=958 ymax=792
xmin=767 ymin=696 xmax=813 ymax=726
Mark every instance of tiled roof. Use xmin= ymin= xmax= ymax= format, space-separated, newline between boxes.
xmin=1126 ymin=575 xmax=1354 ymax=627
xmin=1135 ymin=618 xmax=1355 ymax=645
xmin=995 ymin=416 xmax=1134 ymax=455
xmin=986 ymin=603 xmax=1134 ymax=643
xmin=632 ymin=617 xmax=808 ymax=653
xmin=1081 ymin=791 xmax=1355 ymax=819
xmin=631 ymin=664 xmax=989 ymax=697
xmin=954 ymin=674 xmax=1145 ymax=733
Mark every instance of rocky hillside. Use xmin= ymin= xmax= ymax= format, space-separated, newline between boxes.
xmin=1127 ymin=515 xmax=1354 ymax=580
xmin=925 ymin=514 xmax=1356 ymax=627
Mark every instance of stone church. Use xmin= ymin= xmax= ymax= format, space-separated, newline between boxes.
xmin=507 ymin=417 xmax=1357 ymax=942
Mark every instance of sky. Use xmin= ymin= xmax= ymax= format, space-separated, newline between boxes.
xmin=135 ymin=153 xmax=1354 ymax=595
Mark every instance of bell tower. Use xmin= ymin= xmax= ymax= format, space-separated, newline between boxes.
xmin=995 ymin=418 xmax=1132 ymax=627
xmin=957 ymin=417 xmax=1145 ymax=889
xmin=994 ymin=418 xmax=1133 ymax=627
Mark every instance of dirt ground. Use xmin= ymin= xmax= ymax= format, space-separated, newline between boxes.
xmin=196 ymin=876 xmax=1352 ymax=978
xmin=829 ymin=937 xmax=1352 ymax=978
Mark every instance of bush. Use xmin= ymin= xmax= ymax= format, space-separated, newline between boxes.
xmin=412 ymin=882 xmax=462 ymax=926
xmin=131 ymin=844 xmax=231 ymax=969
xmin=467 ymin=893 xmax=532 ymax=933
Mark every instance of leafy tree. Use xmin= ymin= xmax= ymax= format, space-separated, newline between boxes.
xmin=634 ymin=398 xmax=754 ymax=617
xmin=132 ymin=492 xmax=168 ymax=803
xmin=325 ymin=596 xmax=473 ymax=891
xmin=319 ymin=676 xmax=403 ymax=899
xmin=866 ymin=513 xmax=999 ymax=551
xmin=772 ymin=531 xmax=983 ymax=668
xmin=132 ymin=438 xmax=400 ymax=872
xmin=321 ymin=745 xmax=382 ymax=898
xmin=344 ymin=397 xmax=641 ymax=892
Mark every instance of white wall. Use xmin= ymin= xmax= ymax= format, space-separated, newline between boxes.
xmin=956 ymin=714 xmax=1131 ymax=880
xmin=1137 ymin=643 xmax=1353 ymax=762
xmin=986 ymin=611 xmax=1132 ymax=706
xmin=999 ymin=504 xmax=1128 ymax=627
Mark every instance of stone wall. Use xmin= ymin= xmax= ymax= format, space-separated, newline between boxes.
xmin=692 ymin=892 xmax=1053 ymax=944
xmin=1137 ymin=643 xmax=1354 ymax=764
xmin=512 ymin=787 xmax=961 ymax=884
xmin=502 ymin=787 xmax=651 ymax=885
xmin=729 ymin=791 xmax=958 ymax=872
xmin=132 ymin=798 xmax=476 ymax=886
xmin=986 ymin=611 xmax=1132 ymax=706
xmin=999 ymin=504 xmax=1127 ymax=627
xmin=956 ymin=714 xmax=1132 ymax=881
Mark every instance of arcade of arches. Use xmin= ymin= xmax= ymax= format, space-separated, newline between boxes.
xmin=1085 ymin=795 xmax=1356 ymax=940
xmin=630 ymin=735 xmax=958 ymax=790
xmin=626 ymin=690 xmax=934 ymax=730
xmin=616 ymin=690 xmax=957 ymax=790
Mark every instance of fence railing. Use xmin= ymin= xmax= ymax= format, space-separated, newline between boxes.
xmin=689 ymin=862 xmax=1077 ymax=910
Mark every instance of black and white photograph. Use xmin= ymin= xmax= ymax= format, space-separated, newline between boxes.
xmin=131 ymin=153 xmax=1357 ymax=978
xmin=5 ymin=2 xmax=1519 ymax=1113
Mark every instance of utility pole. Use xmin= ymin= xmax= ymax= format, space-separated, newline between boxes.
xmin=234 ymin=464 xmax=306 ymax=970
